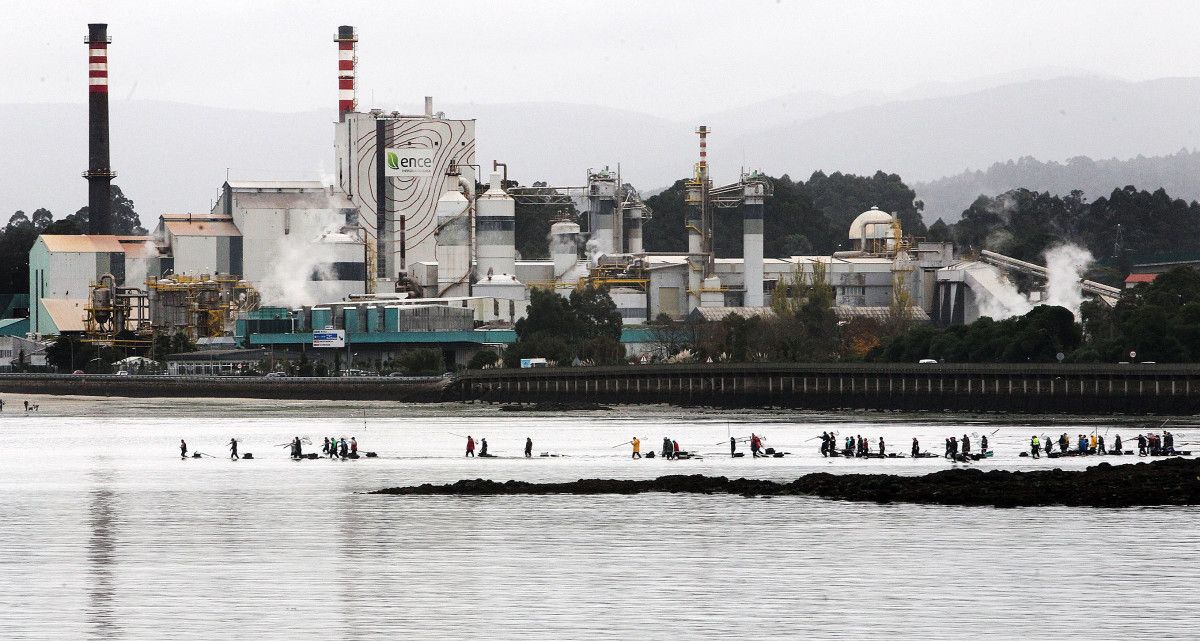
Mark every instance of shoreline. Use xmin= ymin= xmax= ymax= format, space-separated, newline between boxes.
xmin=372 ymin=457 xmax=1200 ymax=508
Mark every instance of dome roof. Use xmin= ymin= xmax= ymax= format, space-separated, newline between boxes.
xmin=848 ymin=206 xmax=895 ymax=240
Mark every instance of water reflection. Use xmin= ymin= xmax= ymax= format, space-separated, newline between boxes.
xmin=86 ymin=466 xmax=119 ymax=639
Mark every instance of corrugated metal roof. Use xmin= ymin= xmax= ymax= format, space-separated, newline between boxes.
xmin=833 ymin=306 xmax=931 ymax=322
xmin=689 ymin=306 xmax=777 ymax=322
xmin=163 ymin=220 xmax=242 ymax=237
xmin=234 ymin=191 xmax=354 ymax=210
xmin=225 ymin=180 xmax=326 ymax=191
xmin=117 ymin=237 xmax=159 ymax=257
xmin=40 ymin=298 xmax=87 ymax=332
xmin=39 ymin=235 xmax=124 ymax=253
xmin=0 ymin=317 xmax=29 ymax=337
xmin=1124 ymin=273 xmax=1158 ymax=284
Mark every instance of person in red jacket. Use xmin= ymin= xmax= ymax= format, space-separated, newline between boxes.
xmin=466 ymin=435 xmax=475 ymax=457
xmin=672 ymin=439 xmax=680 ymax=457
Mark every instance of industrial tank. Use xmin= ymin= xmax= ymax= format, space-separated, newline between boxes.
xmin=435 ymin=174 xmax=471 ymax=297
xmin=475 ymin=171 xmax=515 ymax=278
xmin=550 ymin=221 xmax=581 ymax=282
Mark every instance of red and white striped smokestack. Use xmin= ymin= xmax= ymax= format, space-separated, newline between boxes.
xmin=85 ymin=23 xmax=115 ymax=235
xmin=335 ymin=26 xmax=357 ymax=120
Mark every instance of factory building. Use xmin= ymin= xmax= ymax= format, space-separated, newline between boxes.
xmin=212 ymin=180 xmax=366 ymax=304
xmin=28 ymin=234 xmax=161 ymax=335
xmin=23 ymin=21 xmax=1118 ymax=371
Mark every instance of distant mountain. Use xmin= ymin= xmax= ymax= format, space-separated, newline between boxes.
xmin=0 ymin=100 xmax=695 ymax=222
xmin=913 ymin=150 xmax=1200 ymax=223
xmin=6 ymin=75 xmax=1200 ymax=226
xmin=726 ymin=76 xmax=1200 ymax=195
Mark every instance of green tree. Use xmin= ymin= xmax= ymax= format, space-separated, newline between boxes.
xmin=66 ymin=185 xmax=147 ymax=235
xmin=506 ymin=285 xmax=623 ymax=366
xmin=467 ymin=350 xmax=500 ymax=369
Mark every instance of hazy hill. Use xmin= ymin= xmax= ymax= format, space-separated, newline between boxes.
xmin=727 ymin=76 xmax=1200 ymax=193
xmin=913 ymin=150 xmax=1200 ymax=223
xmin=6 ymin=75 xmax=1200 ymax=224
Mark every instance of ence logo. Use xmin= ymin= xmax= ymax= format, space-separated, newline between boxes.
xmin=383 ymin=148 xmax=435 ymax=176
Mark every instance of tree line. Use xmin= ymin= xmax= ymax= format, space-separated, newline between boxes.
xmin=933 ymin=186 xmax=1200 ymax=286
xmin=868 ymin=266 xmax=1200 ymax=364
xmin=0 ymin=185 xmax=146 ymax=296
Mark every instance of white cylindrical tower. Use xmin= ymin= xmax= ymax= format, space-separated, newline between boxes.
xmin=743 ymin=180 xmax=765 ymax=307
xmin=551 ymin=220 xmax=581 ymax=282
xmin=588 ymin=170 xmax=617 ymax=257
xmin=701 ymin=275 xmax=724 ymax=308
xmin=624 ymin=202 xmax=644 ymax=254
xmin=435 ymin=173 xmax=471 ymax=297
xmin=685 ymin=182 xmax=704 ymax=313
xmin=476 ymin=171 xmax=515 ymax=279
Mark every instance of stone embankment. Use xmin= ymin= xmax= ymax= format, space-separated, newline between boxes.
xmin=373 ymin=457 xmax=1200 ymax=507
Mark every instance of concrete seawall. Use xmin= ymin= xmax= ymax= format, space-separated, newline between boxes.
xmin=0 ymin=374 xmax=450 ymax=402
xmin=452 ymin=363 xmax=1200 ymax=415
xmin=7 ymin=363 xmax=1200 ymax=414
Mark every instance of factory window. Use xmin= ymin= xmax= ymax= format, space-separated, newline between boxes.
xmin=840 ymin=286 xmax=866 ymax=297
xmin=312 ymin=262 xmax=366 ymax=281
xmin=493 ymin=299 xmax=500 ymax=316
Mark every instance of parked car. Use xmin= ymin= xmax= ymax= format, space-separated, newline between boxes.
xmin=265 ymin=371 xmax=288 ymax=378
xmin=918 ymin=359 xmax=938 ymax=364
xmin=115 ymin=370 xmax=130 ymax=376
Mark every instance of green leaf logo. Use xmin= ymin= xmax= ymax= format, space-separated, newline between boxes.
xmin=386 ymin=151 xmax=399 ymax=171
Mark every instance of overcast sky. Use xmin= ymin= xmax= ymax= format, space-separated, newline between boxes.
xmin=6 ymin=0 xmax=1200 ymax=119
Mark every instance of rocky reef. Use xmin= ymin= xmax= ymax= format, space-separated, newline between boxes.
xmin=373 ymin=457 xmax=1200 ymax=507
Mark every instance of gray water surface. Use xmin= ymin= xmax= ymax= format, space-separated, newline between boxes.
xmin=0 ymin=397 xmax=1195 ymax=640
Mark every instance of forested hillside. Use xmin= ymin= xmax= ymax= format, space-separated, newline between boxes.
xmin=915 ymin=150 xmax=1200 ymax=223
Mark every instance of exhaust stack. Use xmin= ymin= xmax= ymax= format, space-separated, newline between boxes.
xmin=742 ymin=180 xmax=765 ymax=306
xmin=85 ymin=23 xmax=115 ymax=234
xmin=335 ymin=26 xmax=357 ymax=120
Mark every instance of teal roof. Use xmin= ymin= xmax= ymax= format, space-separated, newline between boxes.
xmin=247 ymin=326 xmax=662 ymax=347
xmin=0 ymin=294 xmax=29 ymax=319
xmin=0 ymin=318 xmax=29 ymax=337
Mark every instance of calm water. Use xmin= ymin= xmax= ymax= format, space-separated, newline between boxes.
xmin=0 ymin=395 xmax=1196 ymax=640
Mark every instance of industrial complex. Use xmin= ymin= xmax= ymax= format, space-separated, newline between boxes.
xmin=22 ymin=24 xmax=1122 ymax=372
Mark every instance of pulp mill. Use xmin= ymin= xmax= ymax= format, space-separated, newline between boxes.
xmin=24 ymin=24 xmax=1119 ymax=369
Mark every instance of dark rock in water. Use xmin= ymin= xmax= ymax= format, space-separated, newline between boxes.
xmin=499 ymin=402 xmax=611 ymax=412
xmin=371 ymin=457 xmax=1200 ymax=508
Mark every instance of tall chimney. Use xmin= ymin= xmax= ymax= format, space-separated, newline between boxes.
xmin=85 ymin=23 xmax=115 ymax=234
xmin=335 ymin=26 xmax=357 ymax=120
xmin=742 ymin=180 xmax=765 ymax=307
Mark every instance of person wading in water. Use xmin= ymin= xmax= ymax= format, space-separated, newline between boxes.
xmin=229 ymin=438 xmax=239 ymax=460
xmin=525 ymin=437 xmax=533 ymax=458
xmin=466 ymin=435 xmax=476 ymax=457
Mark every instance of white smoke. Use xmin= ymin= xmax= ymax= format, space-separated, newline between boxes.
xmin=256 ymin=222 xmax=343 ymax=308
xmin=973 ymin=243 xmax=1094 ymax=321
xmin=972 ymin=264 xmax=1033 ymax=320
xmin=123 ymin=240 xmax=158 ymax=289
xmin=584 ymin=237 xmax=604 ymax=267
xmin=1042 ymin=244 xmax=1094 ymax=317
